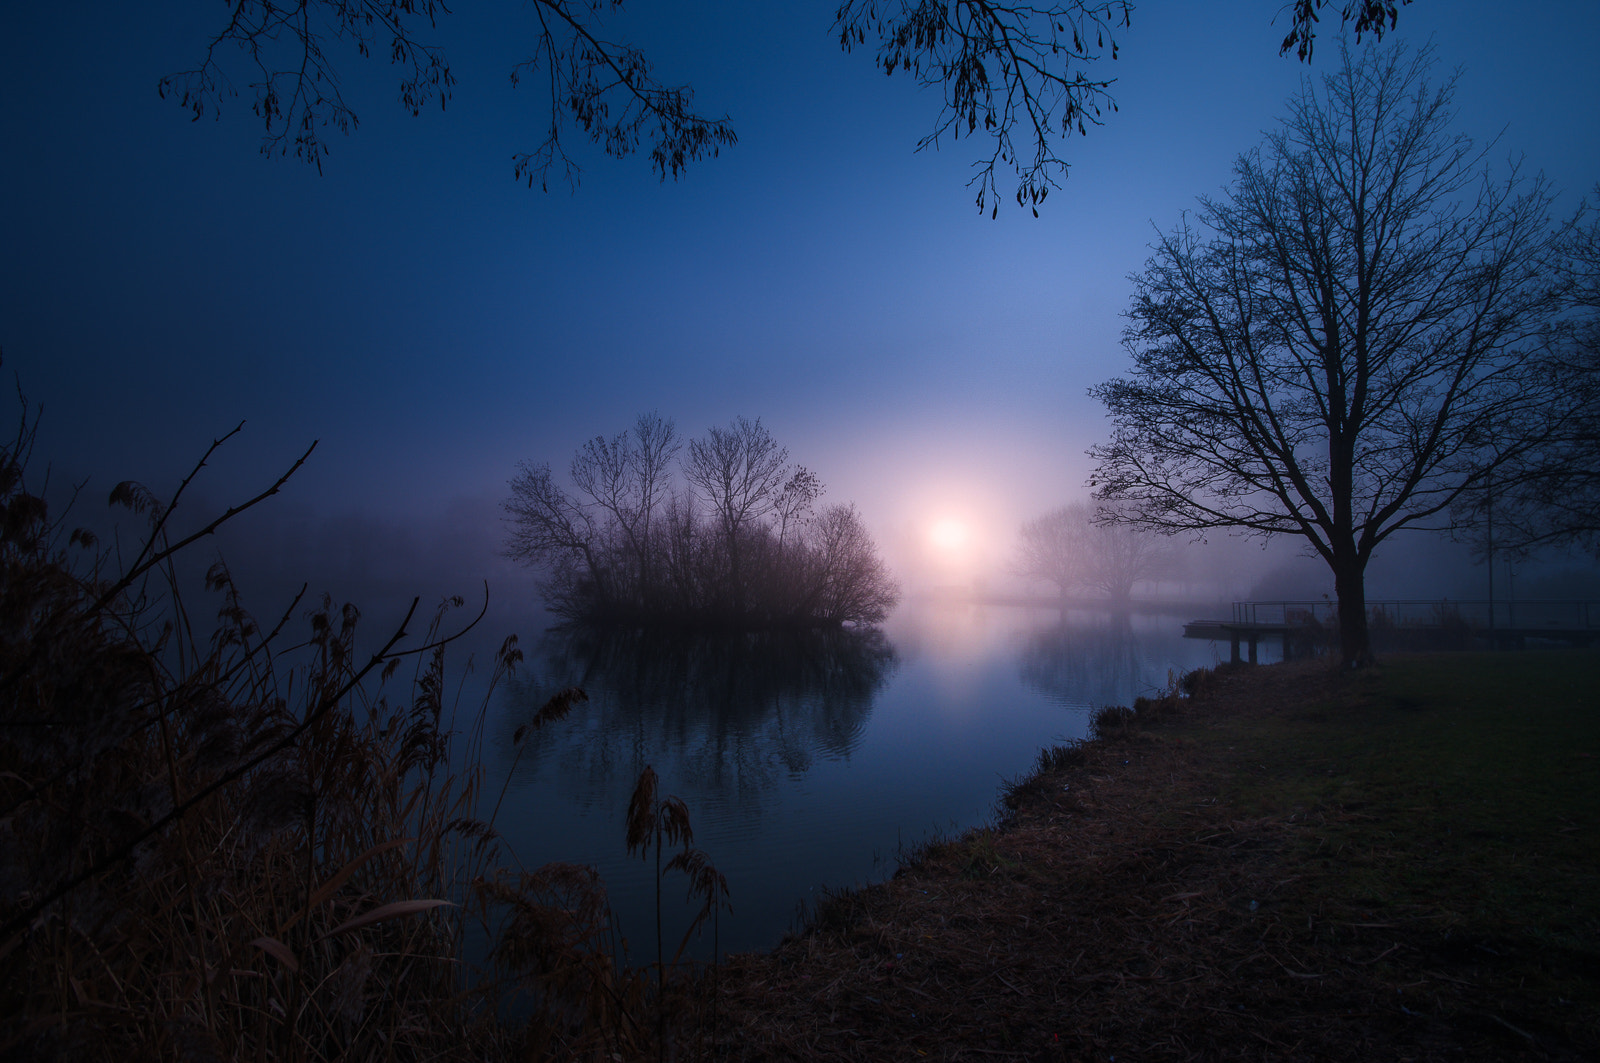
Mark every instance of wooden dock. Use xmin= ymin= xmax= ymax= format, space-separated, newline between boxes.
xmin=1182 ymin=618 xmax=1291 ymax=663
xmin=1184 ymin=600 xmax=1600 ymax=662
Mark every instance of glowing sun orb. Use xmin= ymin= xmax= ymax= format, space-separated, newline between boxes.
xmin=928 ymin=518 xmax=970 ymax=553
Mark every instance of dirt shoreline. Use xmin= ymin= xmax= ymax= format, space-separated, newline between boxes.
xmin=699 ymin=658 xmax=1596 ymax=1062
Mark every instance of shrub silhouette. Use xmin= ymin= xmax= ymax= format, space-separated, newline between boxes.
xmin=0 ymin=400 xmax=723 ymax=1061
xmin=506 ymin=414 xmax=900 ymax=627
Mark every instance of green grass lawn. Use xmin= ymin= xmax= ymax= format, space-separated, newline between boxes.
xmin=1195 ymin=650 xmax=1600 ymax=1014
xmin=710 ymin=651 xmax=1600 ymax=1060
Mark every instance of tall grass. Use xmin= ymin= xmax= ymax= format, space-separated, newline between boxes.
xmin=0 ymin=402 xmax=723 ymax=1060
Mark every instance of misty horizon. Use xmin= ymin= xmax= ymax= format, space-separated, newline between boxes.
xmin=7 ymin=3 xmax=1599 ymax=627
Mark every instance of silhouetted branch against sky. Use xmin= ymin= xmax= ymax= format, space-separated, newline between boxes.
xmin=1455 ymin=189 xmax=1600 ymax=559
xmin=159 ymin=0 xmax=457 ymax=169
xmin=1089 ymin=42 xmax=1566 ymax=665
xmin=1278 ymin=0 xmax=1413 ymax=61
xmin=7 ymin=0 xmax=1593 ymax=597
xmin=156 ymin=0 xmax=1416 ymax=213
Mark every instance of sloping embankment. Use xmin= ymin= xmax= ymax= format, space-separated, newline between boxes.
xmin=704 ymin=654 xmax=1600 ymax=1062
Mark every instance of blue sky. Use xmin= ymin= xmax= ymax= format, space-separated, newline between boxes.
xmin=3 ymin=1 xmax=1598 ymax=596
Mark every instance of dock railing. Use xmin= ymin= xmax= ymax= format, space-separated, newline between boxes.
xmin=1189 ymin=600 xmax=1599 ymax=662
xmin=1231 ymin=599 xmax=1600 ymax=633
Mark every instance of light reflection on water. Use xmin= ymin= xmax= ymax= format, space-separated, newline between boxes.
xmin=484 ymin=603 xmax=1223 ymax=959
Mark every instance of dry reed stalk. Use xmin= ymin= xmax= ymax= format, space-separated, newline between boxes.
xmin=0 ymin=402 xmax=720 ymax=1062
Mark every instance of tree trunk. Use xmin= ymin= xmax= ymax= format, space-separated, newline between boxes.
xmin=1333 ymin=557 xmax=1372 ymax=668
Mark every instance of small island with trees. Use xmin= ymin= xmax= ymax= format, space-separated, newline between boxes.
xmin=504 ymin=414 xmax=900 ymax=628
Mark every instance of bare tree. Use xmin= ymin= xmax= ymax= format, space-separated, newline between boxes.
xmin=775 ymin=466 xmax=824 ymax=551
xmin=503 ymin=460 xmax=606 ymax=605
xmin=568 ymin=413 xmax=680 ymax=598
xmin=161 ymin=1 xmax=1417 ymax=212
xmin=505 ymin=415 xmax=898 ymax=626
xmin=682 ymin=417 xmax=789 ymax=607
xmin=627 ymin=411 xmax=680 ymax=557
xmin=506 ymin=412 xmax=680 ymax=614
xmin=1088 ymin=43 xmax=1563 ymax=666
xmin=1458 ymin=194 xmax=1600 ymax=558
xmin=808 ymin=504 xmax=901 ymax=624
xmin=1015 ymin=500 xmax=1174 ymax=602
xmin=1016 ymin=507 xmax=1078 ymax=601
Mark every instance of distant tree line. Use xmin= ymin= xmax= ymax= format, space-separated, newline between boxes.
xmin=504 ymin=415 xmax=900 ymax=627
xmin=1015 ymin=500 xmax=1178 ymax=603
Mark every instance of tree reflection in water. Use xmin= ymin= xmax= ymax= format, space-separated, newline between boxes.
xmin=503 ymin=624 xmax=897 ymax=814
xmin=1016 ymin=610 xmax=1177 ymax=710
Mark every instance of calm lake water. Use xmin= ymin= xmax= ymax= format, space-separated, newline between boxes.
xmin=480 ymin=601 xmax=1225 ymax=960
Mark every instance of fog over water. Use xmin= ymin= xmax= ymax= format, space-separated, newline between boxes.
xmin=6 ymin=2 xmax=1600 ymax=575
xmin=5 ymin=0 xmax=1600 ymax=966
xmin=476 ymin=602 xmax=1220 ymax=957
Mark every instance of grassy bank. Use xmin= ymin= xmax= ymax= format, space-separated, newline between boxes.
xmin=7 ymin=391 xmax=1595 ymax=1059
xmin=710 ymin=652 xmax=1600 ymax=1061
xmin=1192 ymin=652 xmax=1600 ymax=973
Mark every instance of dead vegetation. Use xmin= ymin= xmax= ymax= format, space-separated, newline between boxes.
xmin=0 ymin=398 xmax=722 ymax=1061
xmin=706 ymin=659 xmax=1599 ymax=1061
xmin=5 ymin=382 xmax=1594 ymax=1062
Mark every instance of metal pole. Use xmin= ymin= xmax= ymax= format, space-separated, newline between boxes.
xmin=1507 ymin=559 xmax=1515 ymax=629
xmin=1486 ymin=473 xmax=1496 ymax=646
